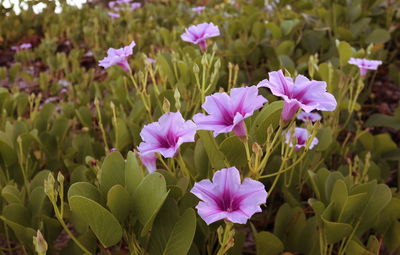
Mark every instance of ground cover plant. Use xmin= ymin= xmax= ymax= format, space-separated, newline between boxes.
xmin=0 ymin=0 xmax=400 ymax=254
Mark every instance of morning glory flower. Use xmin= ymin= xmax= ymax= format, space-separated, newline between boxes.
xmin=130 ymin=2 xmax=141 ymax=10
xmin=108 ymin=11 xmax=120 ymax=19
xmin=348 ymin=58 xmax=382 ymax=77
xmin=193 ymin=86 xmax=267 ymax=137
xmin=99 ymin=40 xmax=136 ymax=71
xmin=297 ymin=112 xmax=321 ymax=122
xmin=12 ymin=43 xmax=32 ymax=51
xmin=257 ymin=70 xmax=337 ymax=121
xmin=191 ymin=6 xmax=205 ymax=14
xmin=191 ymin=167 xmax=268 ymax=225
xmin=285 ymin=127 xmax=318 ymax=150
xmin=181 ymin=22 xmax=220 ymax=51
xmin=137 ymin=112 xmax=196 ymax=159
xmin=138 ymin=152 xmax=157 ymax=173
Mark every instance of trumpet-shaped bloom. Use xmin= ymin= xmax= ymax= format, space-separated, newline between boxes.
xmin=297 ymin=112 xmax=321 ymax=122
xmin=193 ymin=86 xmax=267 ymax=137
xmin=12 ymin=43 xmax=32 ymax=51
xmin=181 ymin=22 xmax=220 ymax=51
xmin=99 ymin=41 xmax=136 ymax=71
xmin=348 ymin=58 xmax=382 ymax=77
xmin=138 ymin=152 xmax=157 ymax=173
xmin=191 ymin=167 xmax=268 ymax=225
xmin=137 ymin=112 xmax=196 ymax=159
xmin=285 ymin=127 xmax=318 ymax=150
xmin=191 ymin=6 xmax=205 ymax=14
xmin=257 ymin=70 xmax=337 ymax=121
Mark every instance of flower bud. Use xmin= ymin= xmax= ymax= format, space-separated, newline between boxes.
xmin=33 ymin=230 xmax=48 ymax=255
xmin=193 ymin=64 xmax=200 ymax=74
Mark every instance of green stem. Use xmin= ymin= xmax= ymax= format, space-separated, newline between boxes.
xmin=51 ymin=201 xmax=92 ymax=255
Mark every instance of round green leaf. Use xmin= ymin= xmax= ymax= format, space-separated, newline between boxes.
xmin=107 ymin=185 xmax=131 ymax=223
xmin=132 ymin=172 xmax=169 ymax=236
xmin=69 ymin=196 xmax=123 ymax=247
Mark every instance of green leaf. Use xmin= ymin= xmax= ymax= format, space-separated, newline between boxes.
xmin=69 ymin=196 xmax=123 ymax=247
xmin=30 ymin=170 xmax=51 ymax=191
xmin=0 ymin=132 xmax=17 ymax=166
xmin=321 ymin=217 xmax=352 ymax=244
xmin=337 ymin=41 xmax=353 ymax=66
xmin=75 ymin=106 xmax=92 ymax=128
xmin=132 ymin=172 xmax=169 ymax=236
xmin=251 ymin=101 xmax=283 ymax=143
xmin=100 ymin=152 xmax=125 ymax=194
xmin=345 ymin=239 xmax=369 ymax=255
xmin=365 ymin=114 xmax=400 ymax=130
xmin=265 ymin=23 xmax=281 ymax=40
xmin=157 ymin=53 xmax=176 ymax=86
xmin=2 ymin=185 xmax=23 ymax=204
xmin=107 ymin=185 xmax=131 ymax=223
xmin=366 ymin=28 xmax=390 ymax=44
xmin=281 ymin=19 xmax=299 ymax=36
xmin=279 ymin=55 xmax=295 ymax=73
xmin=197 ymin=131 xmax=226 ymax=170
xmin=255 ymin=231 xmax=284 ymax=255
xmin=315 ymin=127 xmax=333 ymax=151
xmin=114 ymin=118 xmax=132 ymax=151
xmin=34 ymin=103 xmax=55 ymax=132
xmin=340 ymin=193 xmax=368 ymax=223
xmin=68 ymin=182 xmax=101 ymax=203
xmin=330 ymin=179 xmax=348 ymax=220
xmin=125 ymin=151 xmax=144 ymax=195
xmin=163 ymin=208 xmax=197 ymax=255
xmin=220 ymin=136 xmax=247 ymax=168
xmin=374 ymin=133 xmax=397 ymax=155
xmin=149 ymin=197 xmax=180 ymax=255
xmin=194 ymin=139 xmax=210 ymax=179
xmin=1 ymin=204 xmax=36 ymax=247
xmin=276 ymin=40 xmax=295 ymax=56
xmin=28 ymin=187 xmax=50 ymax=217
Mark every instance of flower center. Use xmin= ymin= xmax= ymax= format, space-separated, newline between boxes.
xmin=217 ymin=189 xmax=240 ymax=212
xmin=159 ymin=130 xmax=178 ymax=148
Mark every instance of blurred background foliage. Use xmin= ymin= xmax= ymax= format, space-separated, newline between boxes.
xmin=0 ymin=0 xmax=399 ymax=254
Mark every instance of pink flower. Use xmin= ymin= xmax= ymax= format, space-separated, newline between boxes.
xmin=108 ymin=1 xmax=119 ymax=9
xmin=297 ymin=112 xmax=321 ymax=122
xmin=12 ymin=43 xmax=32 ymax=52
xmin=348 ymin=58 xmax=382 ymax=77
xmin=108 ymin=11 xmax=120 ymax=19
xmin=257 ymin=70 xmax=337 ymax=121
xmin=191 ymin=167 xmax=268 ymax=225
xmin=285 ymin=127 xmax=318 ymax=150
xmin=130 ymin=2 xmax=141 ymax=10
xmin=137 ymin=112 xmax=196 ymax=159
xmin=181 ymin=22 xmax=220 ymax=51
xmin=138 ymin=152 xmax=157 ymax=173
xmin=191 ymin=6 xmax=205 ymax=14
xmin=193 ymin=86 xmax=267 ymax=137
xmin=99 ymin=40 xmax=136 ymax=71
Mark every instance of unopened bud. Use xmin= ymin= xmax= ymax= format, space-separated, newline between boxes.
xmin=33 ymin=230 xmax=48 ymax=255
xmin=162 ymin=98 xmax=170 ymax=113
xmin=44 ymin=174 xmax=55 ymax=200
xmin=174 ymin=88 xmax=181 ymax=111
xmin=252 ymin=142 xmax=262 ymax=154
xmin=57 ymin=172 xmax=64 ymax=185
xmin=193 ymin=64 xmax=200 ymax=74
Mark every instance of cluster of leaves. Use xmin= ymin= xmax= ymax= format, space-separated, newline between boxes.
xmin=0 ymin=0 xmax=399 ymax=254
